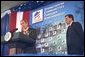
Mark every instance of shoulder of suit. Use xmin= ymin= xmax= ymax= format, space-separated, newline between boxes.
xmin=73 ymin=22 xmax=80 ymax=24
xmin=72 ymin=22 xmax=81 ymax=26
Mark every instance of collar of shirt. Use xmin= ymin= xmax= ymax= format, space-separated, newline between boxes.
xmin=67 ymin=21 xmax=73 ymax=27
xmin=66 ymin=21 xmax=73 ymax=29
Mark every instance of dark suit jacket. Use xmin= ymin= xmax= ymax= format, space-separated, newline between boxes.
xmin=66 ymin=22 xmax=84 ymax=55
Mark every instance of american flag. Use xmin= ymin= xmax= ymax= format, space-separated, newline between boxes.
xmin=9 ymin=11 xmax=29 ymax=32
xmin=1 ymin=1 xmax=54 ymax=35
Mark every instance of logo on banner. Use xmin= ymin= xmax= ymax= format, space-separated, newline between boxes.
xmin=32 ymin=9 xmax=43 ymax=24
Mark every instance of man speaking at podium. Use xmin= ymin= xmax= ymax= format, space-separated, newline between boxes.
xmin=20 ymin=20 xmax=37 ymax=53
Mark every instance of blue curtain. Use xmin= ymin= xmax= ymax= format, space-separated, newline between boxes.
xmin=1 ymin=14 xmax=9 ymax=35
xmin=1 ymin=14 xmax=9 ymax=56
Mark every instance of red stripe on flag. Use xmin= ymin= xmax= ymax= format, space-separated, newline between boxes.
xmin=9 ymin=12 xmax=16 ymax=32
xmin=23 ymin=11 xmax=29 ymax=27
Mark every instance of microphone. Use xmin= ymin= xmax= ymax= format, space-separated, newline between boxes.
xmin=10 ymin=28 xmax=18 ymax=33
xmin=15 ymin=28 xmax=18 ymax=31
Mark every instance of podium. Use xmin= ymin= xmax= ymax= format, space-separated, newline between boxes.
xmin=1 ymin=28 xmax=37 ymax=56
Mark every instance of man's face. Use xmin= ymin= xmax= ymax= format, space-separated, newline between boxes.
xmin=65 ymin=16 xmax=72 ymax=25
xmin=20 ymin=20 xmax=28 ymax=28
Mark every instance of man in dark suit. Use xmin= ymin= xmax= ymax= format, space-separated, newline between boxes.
xmin=20 ymin=20 xmax=37 ymax=53
xmin=65 ymin=14 xmax=84 ymax=55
